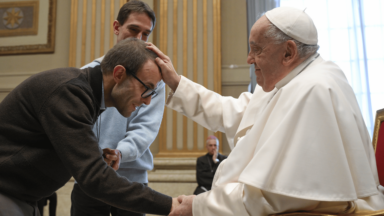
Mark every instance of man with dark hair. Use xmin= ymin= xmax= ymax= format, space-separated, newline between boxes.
xmin=116 ymin=0 xmax=156 ymax=34
xmin=70 ymin=1 xmax=165 ymax=216
xmin=0 ymin=38 xmax=179 ymax=216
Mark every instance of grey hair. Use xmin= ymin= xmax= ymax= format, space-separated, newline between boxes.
xmin=264 ymin=22 xmax=319 ymax=58
xmin=101 ymin=38 xmax=158 ymax=75
xmin=206 ymin=137 xmax=219 ymax=146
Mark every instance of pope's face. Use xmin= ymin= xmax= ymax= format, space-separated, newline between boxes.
xmin=114 ymin=12 xmax=153 ymax=43
xmin=111 ymin=60 xmax=161 ymax=117
xmin=247 ymin=15 xmax=286 ymax=92
xmin=206 ymin=139 xmax=218 ymax=155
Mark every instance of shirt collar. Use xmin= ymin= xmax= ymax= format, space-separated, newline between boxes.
xmin=275 ymin=53 xmax=319 ymax=89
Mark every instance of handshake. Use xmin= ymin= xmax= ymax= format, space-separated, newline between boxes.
xmin=103 ymin=148 xmax=196 ymax=216
xmin=169 ymin=195 xmax=196 ymax=216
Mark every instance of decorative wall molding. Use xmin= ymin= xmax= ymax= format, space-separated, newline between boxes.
xmin=0 ymin=88 xmax=13 ymax=93
xmin=222 ymin=81 xmax=250 ymax=86
xmin=0 ymin=71 xmax=38 ymax=77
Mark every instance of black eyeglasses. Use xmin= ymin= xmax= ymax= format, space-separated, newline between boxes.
xmin=124 ymin=67 xmax=158 ymax=99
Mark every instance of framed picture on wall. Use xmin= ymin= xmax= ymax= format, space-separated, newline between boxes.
xmin=0 ymin=0 xmax=56 ymax=55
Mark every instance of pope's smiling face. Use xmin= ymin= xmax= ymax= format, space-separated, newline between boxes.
xmin=111 ymin=60 xmax=161 ymax=117
xmin=247 ymin=15 xmax=287 ymax=92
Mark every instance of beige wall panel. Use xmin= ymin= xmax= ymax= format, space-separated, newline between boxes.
xmin=176 ymin=112 xmax=183 ymax=149
xmin=222 ymin=67 xmax=250 ymax=85
xmin=84 ymin=0 xmax=92 ymax=64
xmin=207 ymin=0 xmax=213 ymax=91
xmin=186 ymin=0 xmax=193 ymax=150
xmin=69 ymin=0 xmax=127 ymax=67
xmin=221 ymin=0 xmax=248 ymax=66
xmin=155 ymin=0 xmax=223 ymax=157
xmin=165 ymin=0 xmax=173 ymax=150
xmin=166 ymin=106 xmax=173 ymax=149
xmin=175 ymin=0 xmax=183 ymax=150
xmin=94 ymin=0 xmax=102 ymax=60
xmin=0 ymin=75 xmax=31 ymax=89
xmin=187 ymin=118 xmax=193 ymax=149
xmin=196 ymin=0 xmax=204 ymax=150
xmin=166 ymin=0 xmax=173 ymax=58
xmin=75 ymin=0 xmax=83 ymax=67
xmin=104 ymin=2 xmax=111 ymax=54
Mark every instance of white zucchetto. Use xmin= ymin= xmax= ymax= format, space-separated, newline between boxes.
xmin=266 ymin=7 xmax=318 ymax=45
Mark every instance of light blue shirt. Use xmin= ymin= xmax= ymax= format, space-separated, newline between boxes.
xmin=83 ymin=58 xmax=165 ymax=183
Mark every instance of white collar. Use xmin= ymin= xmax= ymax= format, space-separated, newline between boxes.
xmin=275 ymin=53 xmax=319 ymax=89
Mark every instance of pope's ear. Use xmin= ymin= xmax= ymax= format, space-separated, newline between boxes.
xmin=283 ymin=40 xmax=298 ymax=65
xmin=112 ymin=65 xmax=126 ymax=84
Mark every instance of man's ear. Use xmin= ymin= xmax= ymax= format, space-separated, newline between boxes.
xmin=113 ymin=20 xmax=121 ymax=35
xmin=112 ymin=65 xmax=126 ymax=84
xmin=283 ymin=40 xmax=298 ymax=66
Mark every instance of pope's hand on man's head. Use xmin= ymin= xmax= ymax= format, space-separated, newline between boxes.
xmin=102 ymin=148 xmax=121 ymax=171
xmin=146 ymin=42 xmax=181 ymax=92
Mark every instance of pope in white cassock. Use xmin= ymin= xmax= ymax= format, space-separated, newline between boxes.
xmin=147 ymin=7 xmax=384 ymax=216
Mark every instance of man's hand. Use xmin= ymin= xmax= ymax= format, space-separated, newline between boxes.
xmin=169 ymin=197 xmax=181 ymax=215
xmin=145 ymin=42 xmax=181 ymax=92
xmin=102 ymin=148 xmax=121 ymax=171
xmin=169 ymin=195 xmax=195 ymax=216
xmin=212 ymin=150 xmax=218 ymax=163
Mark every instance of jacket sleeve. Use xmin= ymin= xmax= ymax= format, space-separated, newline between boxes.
xmin=38 ymin=83 xmax=172 ymax=215
xmin=166 ymin=76 xmax=252 ymax=145
xmin=116 ymin=83 xmax=165 ymax=162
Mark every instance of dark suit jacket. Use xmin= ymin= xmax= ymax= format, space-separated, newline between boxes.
xmin=0 ymin=66 xmax=171 ymax=215
xmin=194 ymin=153 xmax=227 ymax=195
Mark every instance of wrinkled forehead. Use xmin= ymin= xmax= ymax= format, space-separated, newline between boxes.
xmin=249 ymin=15 xmax=271 ymax=45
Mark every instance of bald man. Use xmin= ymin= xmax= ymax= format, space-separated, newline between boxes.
xmin=149 ymin=7 xmax=384 ymax=216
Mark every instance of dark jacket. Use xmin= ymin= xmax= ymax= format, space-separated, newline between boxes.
xmin=0 ymin=66 xmax=171 ymax=215
xmin=194 ymin=153 xmax=227 ymax=195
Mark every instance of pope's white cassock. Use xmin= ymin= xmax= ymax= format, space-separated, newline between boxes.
xmin=166 ymin=53 xmax=384 ymax=215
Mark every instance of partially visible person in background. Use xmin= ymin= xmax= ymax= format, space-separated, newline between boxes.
xmin=194 ymin=135 xmax=227 ymax=195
